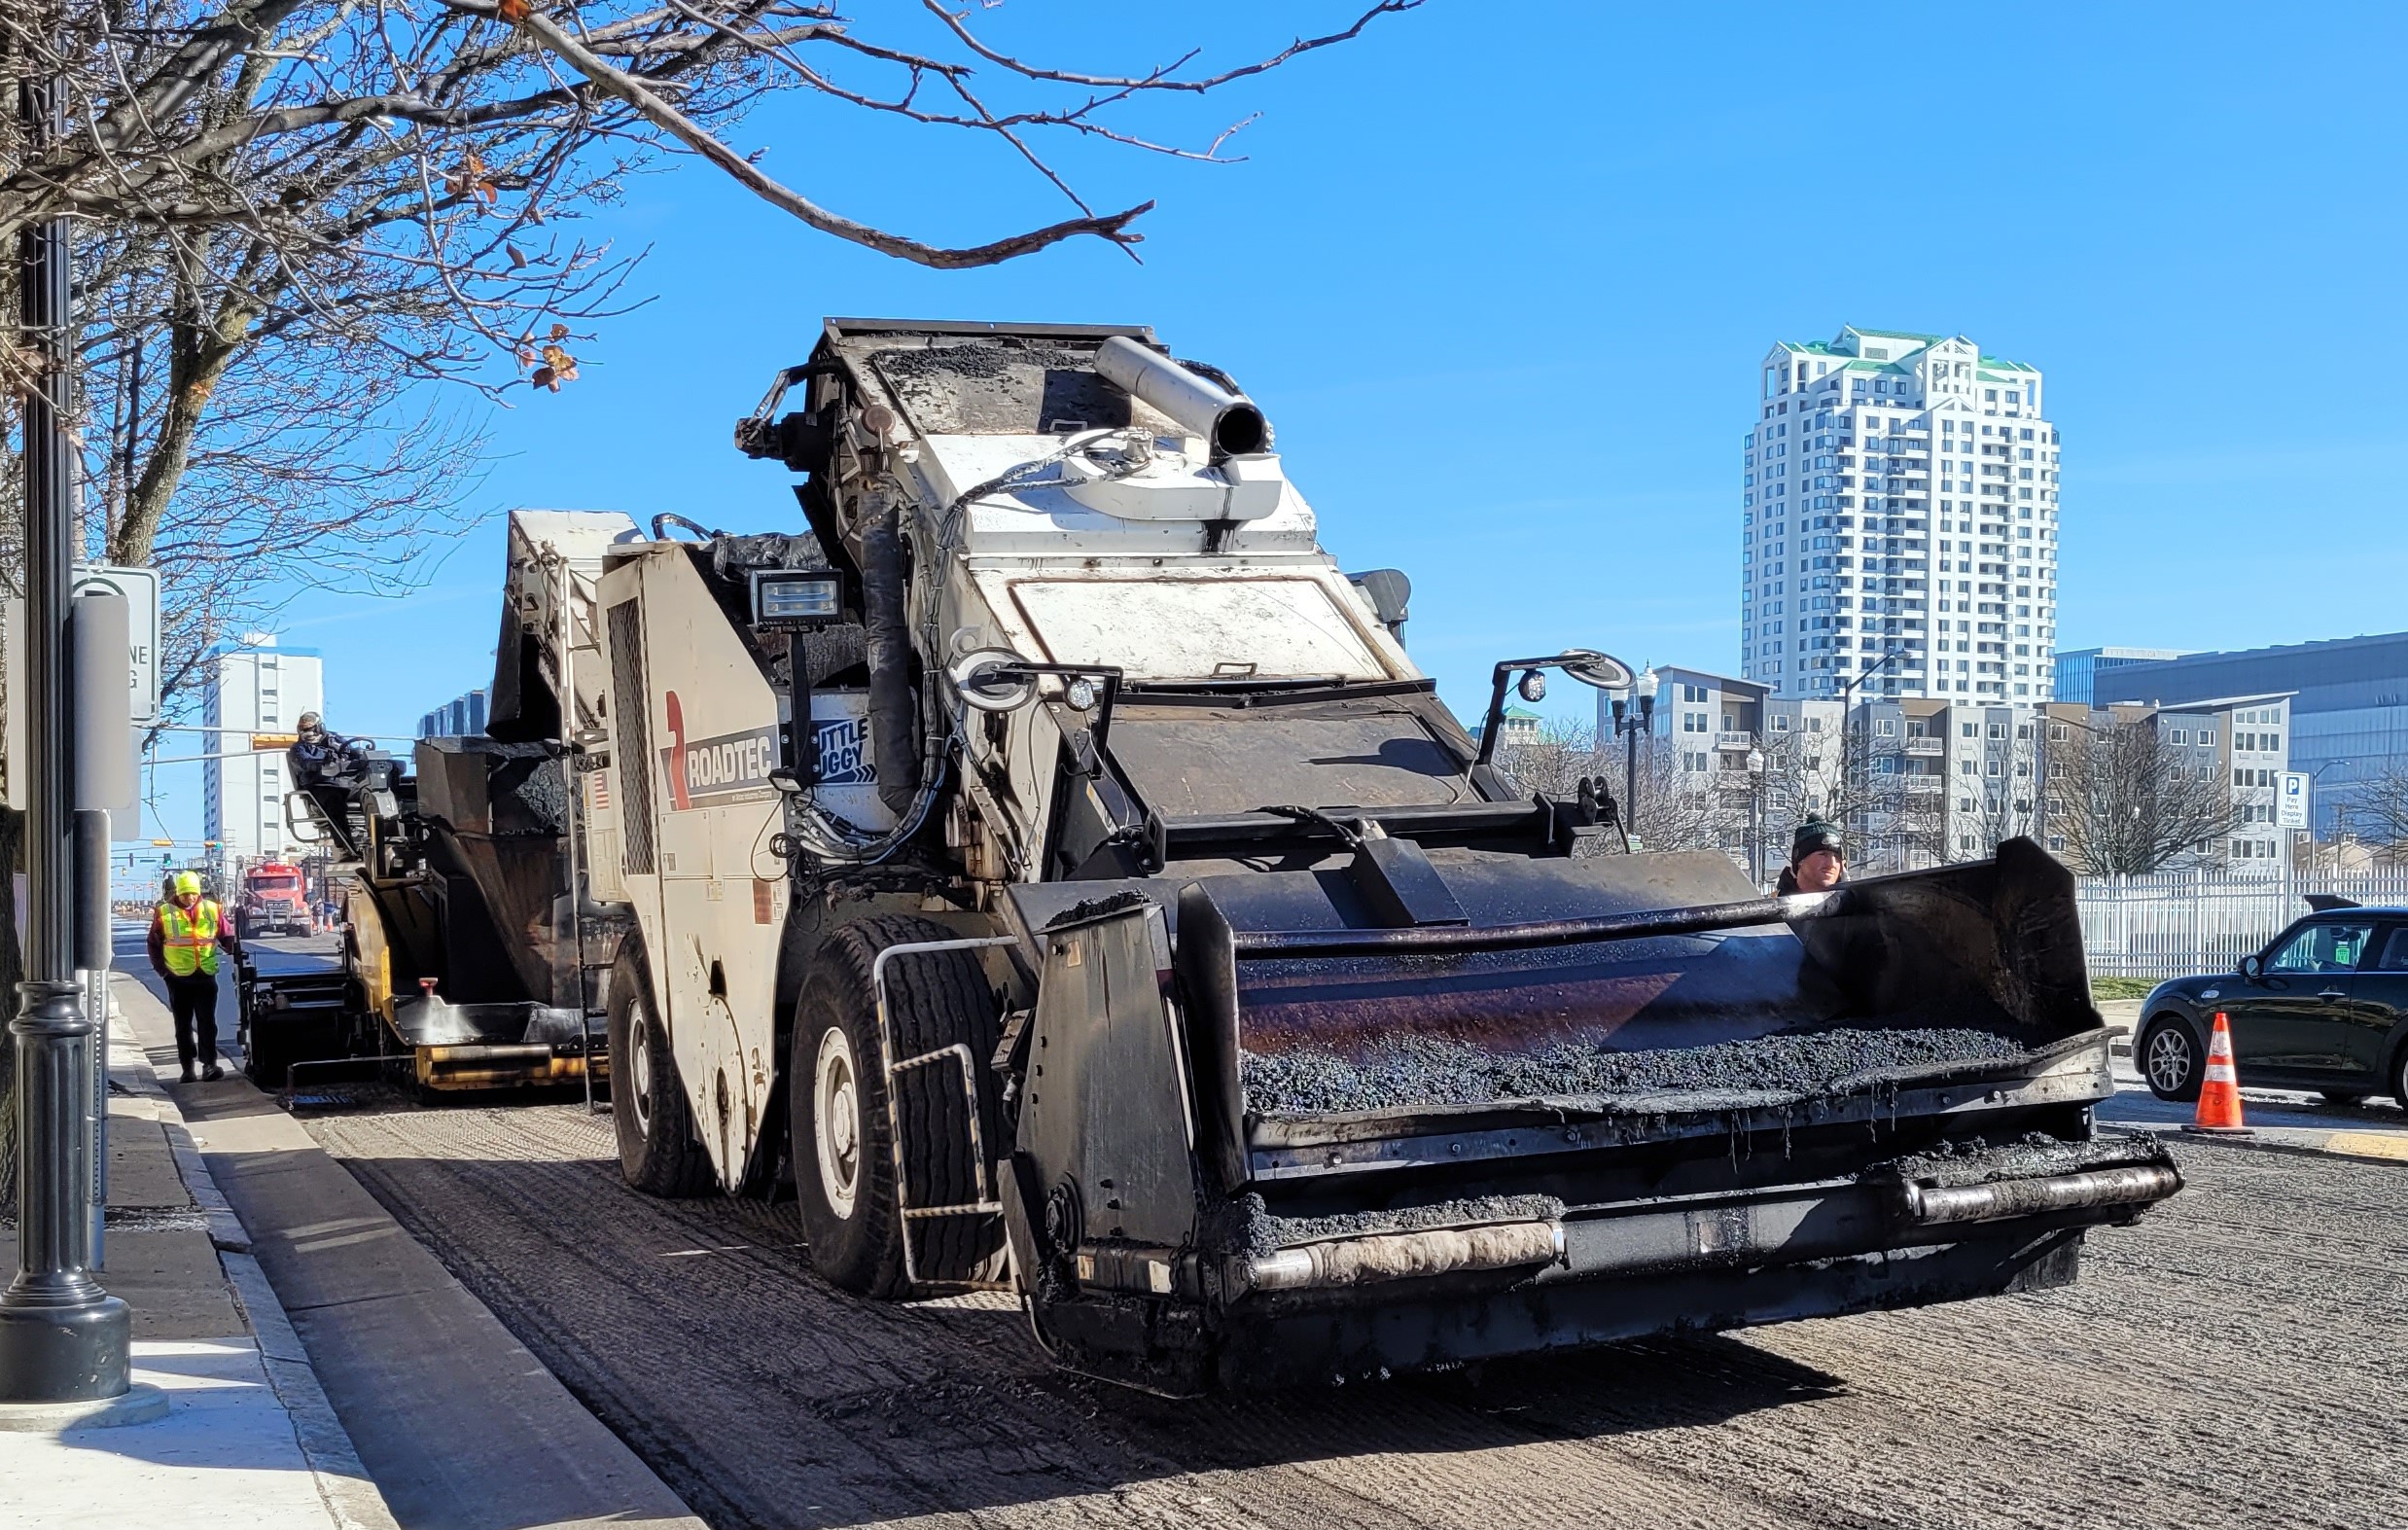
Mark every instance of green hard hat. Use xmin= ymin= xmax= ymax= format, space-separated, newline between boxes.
xmin=170 ymin=870 xmax=202 ymax=897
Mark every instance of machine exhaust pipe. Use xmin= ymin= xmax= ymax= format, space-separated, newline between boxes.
xmin=1096 ymin=335 xmax=1268 ymax=460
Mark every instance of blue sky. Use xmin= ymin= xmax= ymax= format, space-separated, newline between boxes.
xmin=140 ymin=2 xmax=2408 ymax=840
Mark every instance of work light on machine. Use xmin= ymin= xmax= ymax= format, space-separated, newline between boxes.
xmin=750 ymin=568 xmax=843 ymax=628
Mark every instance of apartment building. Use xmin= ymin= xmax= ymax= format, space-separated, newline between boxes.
xmin=2039 ymin=694 xmax=2293 ymax=875
xmin=2090 ymin=631 xmax=2408 ymax=837
xmin=1739 ymin=326 xmax=2061 ymax=706
xmin=200 ymin=636 xmax=324 ymax=879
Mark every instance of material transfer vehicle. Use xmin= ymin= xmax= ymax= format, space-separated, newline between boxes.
xmin=451 ymin=317 xmax=2183 ymax=1392
xmin=234 ymin=319 xmax=2190 ymax=1384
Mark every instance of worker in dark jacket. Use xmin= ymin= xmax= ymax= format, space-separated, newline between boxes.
xmin=287 ymin=711 xmax=365 ymax=787
xmin=148 ymin=870 xmax=245 ymax=1083
xmin=1775 ymin=818 xmax=1846 ymax=895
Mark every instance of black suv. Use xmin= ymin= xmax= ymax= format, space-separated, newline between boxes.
xmin=2137 ymin=907 xmax=2408 ymax=1108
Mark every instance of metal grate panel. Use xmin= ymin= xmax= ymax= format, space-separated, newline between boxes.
xmin=607 ymin=599 xmax=657 ymax=875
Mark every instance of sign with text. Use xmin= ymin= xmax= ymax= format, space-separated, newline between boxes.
xmin=2277 ymin=770 xmax=2310 ymax=831
xmin=72 ymin=563 xmax=159 ymax=723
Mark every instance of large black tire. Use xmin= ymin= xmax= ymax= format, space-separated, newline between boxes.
xmin=608 ymin=943 xmax=715 ymax=1196
xmin=791 ymin=915 xmax=1003 ymax=1299
xmin=2138 ymin=1014 xmax=2203 ymax=1103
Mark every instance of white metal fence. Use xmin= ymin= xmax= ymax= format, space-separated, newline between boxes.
xmin=2075 ymin=869 xmax=2408 ymax=980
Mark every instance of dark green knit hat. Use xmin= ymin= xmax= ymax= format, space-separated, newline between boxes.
xmin=1791 ymin=818 xmax=1843 ymax=864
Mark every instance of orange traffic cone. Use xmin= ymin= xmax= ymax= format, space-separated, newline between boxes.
xmin=2186 ymin=1011 xmax=2252 ymax=1135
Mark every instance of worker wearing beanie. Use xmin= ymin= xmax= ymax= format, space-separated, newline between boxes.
xmin=1776 ymin=818 xmax=1846 ymax=895
xmin=149 ymin=870 xmax=246 ymax=1083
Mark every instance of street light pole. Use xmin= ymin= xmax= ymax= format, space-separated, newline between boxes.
xmin=1608 ymin=667 xmax=1659 ymax=849
xmin=1747 ymin=744 xmax=1766 ymax=887
xmin=1835 ymin=649 xmax=1902 ymax=866
xmin=0 ymin=35 xmax=137 ymax=1407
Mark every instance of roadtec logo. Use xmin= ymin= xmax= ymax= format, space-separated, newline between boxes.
xmin=661 ymin=692 xmax=777 ymax=810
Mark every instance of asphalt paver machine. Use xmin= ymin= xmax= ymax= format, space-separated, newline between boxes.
xmin=239 ymin=513 xmax=631 ymax=1098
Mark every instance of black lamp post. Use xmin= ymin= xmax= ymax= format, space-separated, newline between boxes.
xmin=1836 ymin=648 xmax=1902 ymax=860
xmin=0 ymin=44 xmax=139 ymax=1413
xmin=1747 ymin=743 xmax=1767 ymax=886
xmin=1608 ymin=666 xmax=1659 ymax=846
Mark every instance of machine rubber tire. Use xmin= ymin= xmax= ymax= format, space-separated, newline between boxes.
xmin=608 ymin=943 xmax=715 ymax=1197
xmin=2139 ymin=1015 xmax=2203 ymax=1103
xmin=2392 ymin=1045 xmax=2408 ymax=1114
xmin=2319 ymin=1090 xmax=2367 ymax=1108
xmin=792 ymin=915 xmax=1002 ymax=1299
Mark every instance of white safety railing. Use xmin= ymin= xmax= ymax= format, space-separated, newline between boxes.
xmin=2075 ymin=868 xmax=2408 ymax=980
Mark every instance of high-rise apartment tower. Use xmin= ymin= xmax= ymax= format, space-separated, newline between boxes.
xmin=1740 ymin=326 xmax=2060 ymax=702
xmin=201 ymin=635 xmax=324 ymax=877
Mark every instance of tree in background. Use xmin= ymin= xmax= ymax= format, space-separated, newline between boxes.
xmin=2045 ymin=710 xmax=2246 ymax=875
xmin=2339 ymin=760 xmax=2408 ymax=862
xmin=0 ymin=0 xmax=1414 ymax=717
xmin=1494 ymin=723 xmax=1741 ymax=859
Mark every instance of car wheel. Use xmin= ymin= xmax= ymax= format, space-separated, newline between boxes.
xmin=608 ymin=941 xmax=715 ymax=1197
xmin=2319 ymin=1090 xmax=2367 ymax=1108
xmin=2140 ymin=1016 xmax=2203 ymax=1103
xmin=2392 ymin=1045 xmax=2408 ymax=1114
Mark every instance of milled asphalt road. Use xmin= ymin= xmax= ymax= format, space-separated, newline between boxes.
xmin=299 ymin=1096 xmax=2408 ymax=1530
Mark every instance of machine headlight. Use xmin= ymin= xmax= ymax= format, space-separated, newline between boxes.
xmin=750 ymin=569 xmax=842 ymax=627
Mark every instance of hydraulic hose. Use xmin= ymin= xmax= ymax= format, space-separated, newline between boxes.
xmin=858 ymin=488 xmax=923 ymax=816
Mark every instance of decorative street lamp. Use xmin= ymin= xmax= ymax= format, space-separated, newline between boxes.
xmin=1747 ymin=744 xmax=1767 ymax=887
xmin=1608 ymin=666 xmax=1659 ymax=847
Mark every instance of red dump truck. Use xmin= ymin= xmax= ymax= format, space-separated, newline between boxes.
xmin=238 ymin=860 xmax=313 ymax=938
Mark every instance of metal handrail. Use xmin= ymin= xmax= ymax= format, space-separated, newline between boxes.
xmin=868 ymin=936 xmax=1014 ymax=1286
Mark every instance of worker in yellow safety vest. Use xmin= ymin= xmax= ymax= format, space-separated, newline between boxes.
xmin=148 ymin=871 xmax=245 ymax=1083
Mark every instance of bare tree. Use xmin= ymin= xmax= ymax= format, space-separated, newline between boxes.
xmin=2 ymin=0 xmax=1414 ymax=704
xmin=2339 ymin=759 xmax=2408 ymax=861
xmin=1 ymin=2 xmax=1416 ymax=273
xmin=2045 ymin=710 xmax=2246 ymax=874
xmin=1965 ymin=719 xmax=2042 ymax=859
xmin=1492 ymin=723 xmax=1740 ymax=857
xmin=0 ymin=1 xmax=1414 ymax=1207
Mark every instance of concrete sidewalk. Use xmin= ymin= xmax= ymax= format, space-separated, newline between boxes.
xmin=0 ymin=978 xmax=395 ymax=1530
xmin=117 ymin=957 xmax=705 ymax=1530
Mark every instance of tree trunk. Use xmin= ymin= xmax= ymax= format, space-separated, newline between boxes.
xmin=107 ymin=288 xmax=250 ymax=565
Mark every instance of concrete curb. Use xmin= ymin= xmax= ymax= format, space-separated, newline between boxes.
xmin=113 ymin=978 xmax=402 ymax=1530
xmin=2119 ymin=1119 xmax=2408 ymax=1167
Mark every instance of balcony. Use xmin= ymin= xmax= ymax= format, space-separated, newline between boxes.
xmin=1904 ymin=737 xmax=1943 ymax=756
xmin=1715 ymin=730 xmax=1757 ymax=751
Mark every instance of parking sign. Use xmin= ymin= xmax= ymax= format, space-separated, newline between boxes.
xmin=71 ymin=563 xmax=159 ymax=723
xmin=2277 ymin=770 xmax=2309 ymax=830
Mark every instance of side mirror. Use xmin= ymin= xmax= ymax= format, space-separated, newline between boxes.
xmin=2237 ymin=953 xmax=2262 ymax=980
xmin=947 ymin=649 xmax=1038 ymax=713
xmin=1558 ymin=649 xmax=1636 ymax=693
